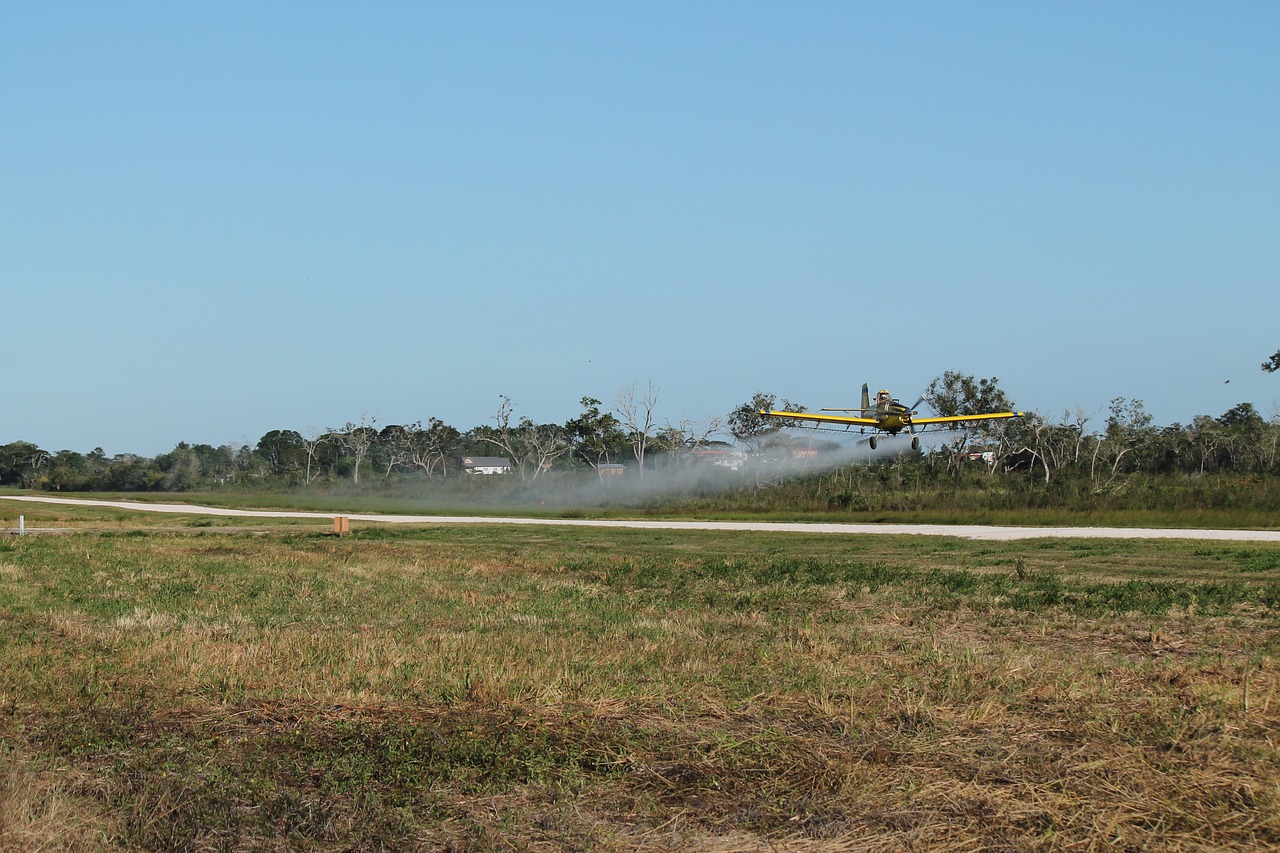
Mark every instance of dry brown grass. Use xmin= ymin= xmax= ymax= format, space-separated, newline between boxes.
xmin=0 ymin=746 xmax=120 ymax=852
xmin=0 ymin=523 xmax=1278 ymax=849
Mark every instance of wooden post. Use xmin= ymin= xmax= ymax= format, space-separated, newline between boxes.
xmin=333 ymin=516 xmax=350 ymax=535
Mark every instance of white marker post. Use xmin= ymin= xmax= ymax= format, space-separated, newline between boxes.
xmin=19 ymin=515 xmax=24 ymax=536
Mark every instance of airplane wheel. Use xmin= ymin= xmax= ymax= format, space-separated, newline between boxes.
xmin=911 ymin=436 xmax=920 ymax=451
xmin=869 ymin=436 xmax=878 ymax=450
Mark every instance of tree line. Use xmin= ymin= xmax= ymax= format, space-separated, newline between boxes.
xmin=2 ymin=369 xmax=1278 ymax=494
xmin=0 ymin=383 xmax=724 ymax=492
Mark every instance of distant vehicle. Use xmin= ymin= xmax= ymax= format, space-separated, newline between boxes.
xmin=760 ymin=383 xmax=1024 ymax=451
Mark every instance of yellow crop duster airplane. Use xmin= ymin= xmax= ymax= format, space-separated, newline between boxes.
xmin=760 ymin=384 xmax=1024 ymax=451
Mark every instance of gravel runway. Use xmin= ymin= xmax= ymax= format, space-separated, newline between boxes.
xmin=4 ymin=494 xmax=1280 ymax=542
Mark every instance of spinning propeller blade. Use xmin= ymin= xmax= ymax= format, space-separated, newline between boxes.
xmin=906 ymin=396 xmax=926 ymax=434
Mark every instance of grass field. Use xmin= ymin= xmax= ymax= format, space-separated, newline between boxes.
xmin=1 ymin=502 xmax=1279 ymax=850
xmin=7 ymin=481 xmax=1280 ymax=531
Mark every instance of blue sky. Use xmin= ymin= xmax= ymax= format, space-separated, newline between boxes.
xmin=3 ymin=2 xmax=1277 ymax=455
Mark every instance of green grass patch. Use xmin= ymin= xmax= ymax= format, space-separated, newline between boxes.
xmin=2 ymin=520 xmax=1279 ymax=849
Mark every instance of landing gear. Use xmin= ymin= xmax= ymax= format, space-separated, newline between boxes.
xmin=911 ymin=436 xmax=920 ymax=451
xmin=869 ymin=435 xmax=878 ymax=450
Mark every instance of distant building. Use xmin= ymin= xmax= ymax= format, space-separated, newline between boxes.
xmin=693 ymin=448 xmax=746 ymax=470
xmin=461 ymin=456 xmax=512 ymax=475
xmin=597 ymin=463 xmax=626 ymax=477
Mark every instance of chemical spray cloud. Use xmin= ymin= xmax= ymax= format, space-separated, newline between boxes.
xmin=505 ymin=430 xmax=945 ymax=510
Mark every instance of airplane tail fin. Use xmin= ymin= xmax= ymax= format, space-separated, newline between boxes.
xmin=861 ymin=384 xmax=871 ymax=415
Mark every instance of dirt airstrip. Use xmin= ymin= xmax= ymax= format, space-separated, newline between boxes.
xmin=4 ymin=494 xmax=1280 ymax=542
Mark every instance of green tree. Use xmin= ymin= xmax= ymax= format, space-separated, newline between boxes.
xmin=1262 ymin=350 xmax=1280 ymax=373
xmin=44 ymin=449 xmax=110 ymax=491
xmin=1089 ymin=397 xmax=1154 ymax=488
xmin=1218 ymin=401 xmax=1265 ymax=430
xmin=153 ymin=443 xmax=200 ymax=490
xmin=152 ymin=443 xmax=235 ymax=490
xmin=44 ymin=450 xmax=81 ymax=491
xmin=105 ymin=453 xmax=155 ymax=490
xmin=0 ymin=441 xmax=49 ymax=487
xmin=923 ymin=372 xmax=1015 ymax=418
xmin=1188 ymin=415 xmax=1227 ymax=474
xmin=256 ymin=430 xmax=307 ymax=478
xmin=1216 ymin=402 xmax=1269 ymax=473
xmin=565 ymin=397 xmax=627 ymax=474
xmin=923 ymin=372 xmax=1019 ymax=469
xmin=408 ymin=418 xmax=461 ymax=479
xmin=374 ymin=424 xmax=416 ymax=480
xmin=728 ymin=392 xmax=802 ymax=452
xmin=330 ymin=416 xmax=378 ymax=485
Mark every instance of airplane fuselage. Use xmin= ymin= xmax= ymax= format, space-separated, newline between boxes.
xmin=869 ymin=385 xmax=913 ymax=433
xmin=874 ymin=411 xmax=912 ymax=433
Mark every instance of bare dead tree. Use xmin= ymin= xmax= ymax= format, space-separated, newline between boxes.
xmin=331 ymin=414 xmax=378 ymax=485
xmin=520 ymin=422 xmax=573 ymax=483
xmin=1015 ymin=414 xmax=1054 ymax=484
xmin=616 ymin=381 xmax=659 ymax=477
xmin=300 ymin=428 xmax=329 ymax=486
xmin=1090 ymin=398 xmax=1151 ymax=492
xmin=379 ymin=424 xmax=415 ymax=480
xmin=659 ymin=416 xmax=725 ymax=465
xmin=409 ymin=417 xmax=459 ymax=479
xmin=478 ymin=396 xmax=529 ymax=480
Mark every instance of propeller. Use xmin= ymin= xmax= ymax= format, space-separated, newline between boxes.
xmin=905 ymin=396 xmax=925 ymax=435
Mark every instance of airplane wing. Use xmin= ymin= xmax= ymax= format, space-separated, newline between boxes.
xmin=759 ymin=410 xmax=879 ymax=427
xmin=761 ymin=410 xmax=1025 ymax=429
xmin=911 ymin=412 xmax=1024 ymax=427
